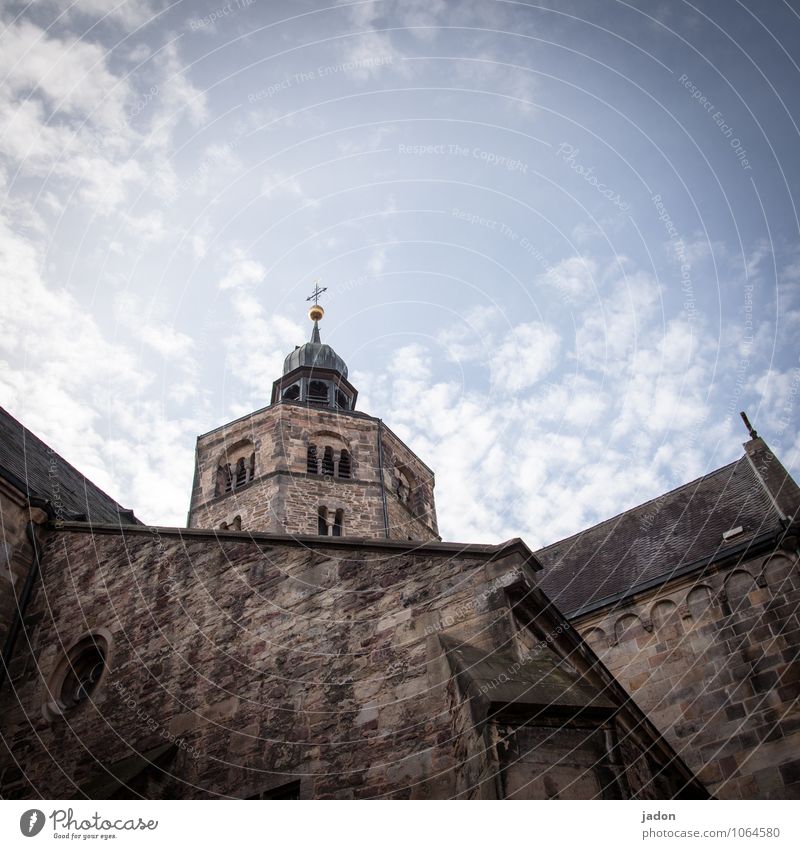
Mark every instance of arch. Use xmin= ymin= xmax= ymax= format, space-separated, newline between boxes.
xmin=215 ymin=462 xmax=232 ymax=497
xmin=651 ymin=599 xmax=679 ymax=629
xmin=614 ymin=614 xmax=644 ymax=644
xmin=687 ymin=585 xmax=714 ymax=619
xmin=45 ymin=631 xmax=111 ymax=720
xmin=581 ymin=627 xmax=608 ymax=652
xmin=763 ymin=554 xmax=795 ymax=590
xmin=308 ymin=380 xmax=329 ymax=404
xmin=394 ymin=466 xmax=414 ymax=505
xmin=282 ymin=383 xmax=300 ymax=401
xmin=214 ymin=440 xmax=256 ymax=495
xmin=309 ymin=429 xmax=350 ymax=450
xmin=338 ymin=449 xmax=351 ymax=479
xmin=725 ymin=569 xmax=756 ymax=599
xmin=333 ymin=509 xmax=344 ymax=537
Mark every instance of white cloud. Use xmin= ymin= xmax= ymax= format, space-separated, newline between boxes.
xmin=490 ymin=321 xmax=560 ymax=392
xmin=218 ymin=254 xmax=266 ymax=291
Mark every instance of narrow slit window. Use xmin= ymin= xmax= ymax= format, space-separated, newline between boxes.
xmin=333 ymin=509 xmax=344 ymax=537
xmin=322 ymin=446 xmax=334 ymax=476
xmin=307 ymin=444 xmax=318 ymax=474
xmin=338 ymin=449 xmax=351 ymax=479
xmin=317 ymin=506 xmax=328 ymax=536
xmin=217 ymin=463 xmax=233 ymax=496
xmin=235 ymin=457 xmax=247 ymax=488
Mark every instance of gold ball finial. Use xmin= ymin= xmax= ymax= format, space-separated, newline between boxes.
xmin=308 ymin=304 xmax=324 ymax=322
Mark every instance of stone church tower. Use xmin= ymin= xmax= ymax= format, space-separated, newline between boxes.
xmin=187 ymin=303 xmax=438 ymax=542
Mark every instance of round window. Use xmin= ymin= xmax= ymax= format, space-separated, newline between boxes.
xmin=46 ymin=634 xmax=109 ymax=716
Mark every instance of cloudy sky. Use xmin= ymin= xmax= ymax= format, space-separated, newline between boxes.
xmin=1 ymin=0 xmax=798 ymax=546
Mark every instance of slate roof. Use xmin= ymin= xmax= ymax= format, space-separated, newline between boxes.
xmin=536 ymin=456 xmax=783 ymax=617
xmin=0 ymin=406 xmax=140 ymax=525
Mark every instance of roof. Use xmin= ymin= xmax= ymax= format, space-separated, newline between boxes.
xmin=0 ymin=406 xmax=140 ymax=525
xmin=282 ymin=320 xmax=348 ymax=378
xmin=535 ymin=455 xmax=784 ymax=617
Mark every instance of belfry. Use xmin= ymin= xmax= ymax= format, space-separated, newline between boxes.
xmin=187 ymin=290 xmax=439 ymax=541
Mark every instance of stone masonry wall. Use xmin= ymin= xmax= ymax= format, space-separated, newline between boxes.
xmin=573 ymin=547 xmax=800 ymax=799
xmin=0 ymin=528 xmax=504 ymax=798
xmin=0 ymin=482 xmax=48 ymax=675
xmin=189 ymin=403 xmax=438 ymax=541
xmin=0 ymin=526 xmax=692 ymax=799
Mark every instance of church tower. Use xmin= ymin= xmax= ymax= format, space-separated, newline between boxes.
xmin=187 ymin=291 xmax=439 ymax=541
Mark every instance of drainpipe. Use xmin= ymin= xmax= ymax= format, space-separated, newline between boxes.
xmin=0 ymin=496 xmax=52 ymax=695
xmin=376 ymin=420 xmax=390 ymax=538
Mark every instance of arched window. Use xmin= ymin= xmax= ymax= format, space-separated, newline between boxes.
xmin=322 ymin=446 xmax=334 ymax=476
xmin=215 ymin=444 xmax=255 ymax=495
xmin=282 ymin=383 xmax=300 ymax=401
xmin=235 ymin=457 xmax=247 ymax=488
xmin=307 ymin=444 xmax=319 ymax=474
xmin=318 ymin=506 xmax=328 ymax=536
xmin=216 ymin=462 xmax=233 ymax=496
xmin=395 ymin=468 xmax=412 ymax=504
xmin=338 ymin=449 xmax=351 ymax=479
xmin=333 ymin=509 xmax=344 ymax=537
xmin=336 ymin=390 xmax=350 ymax=410
xmin=308 ymin=381 xmax=329 ymax=404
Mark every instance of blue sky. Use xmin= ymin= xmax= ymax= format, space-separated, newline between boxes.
xmin=1 ymin=0 xmax=798 ymax=545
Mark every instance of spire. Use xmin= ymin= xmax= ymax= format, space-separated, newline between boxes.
xmin=273 ymin=280 xmax=357 ymax=409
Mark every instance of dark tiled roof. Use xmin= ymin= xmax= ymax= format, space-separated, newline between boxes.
xmin=0 ymin=407 xmax=140 ymax=525
xmin=536 ymin=457 xmax=782 ymax=617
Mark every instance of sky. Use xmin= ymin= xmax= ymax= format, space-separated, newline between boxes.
xmin=1 ymin=0 xmax=798 ymax=547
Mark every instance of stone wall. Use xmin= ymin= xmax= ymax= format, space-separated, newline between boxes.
xmin=0 ymin=525 xmax=698 ymax=799
xmin=573 ymin=545 xmax=800 ymax=799
xmin=0 ymin=480 xmax=48 ymax=677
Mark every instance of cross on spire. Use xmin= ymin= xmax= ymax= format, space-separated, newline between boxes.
xmin=306 ymin=280 xmax=327 ymax=306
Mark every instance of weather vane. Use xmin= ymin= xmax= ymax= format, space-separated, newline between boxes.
xmin=306 ymin=279 xmax=327 ymax=322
